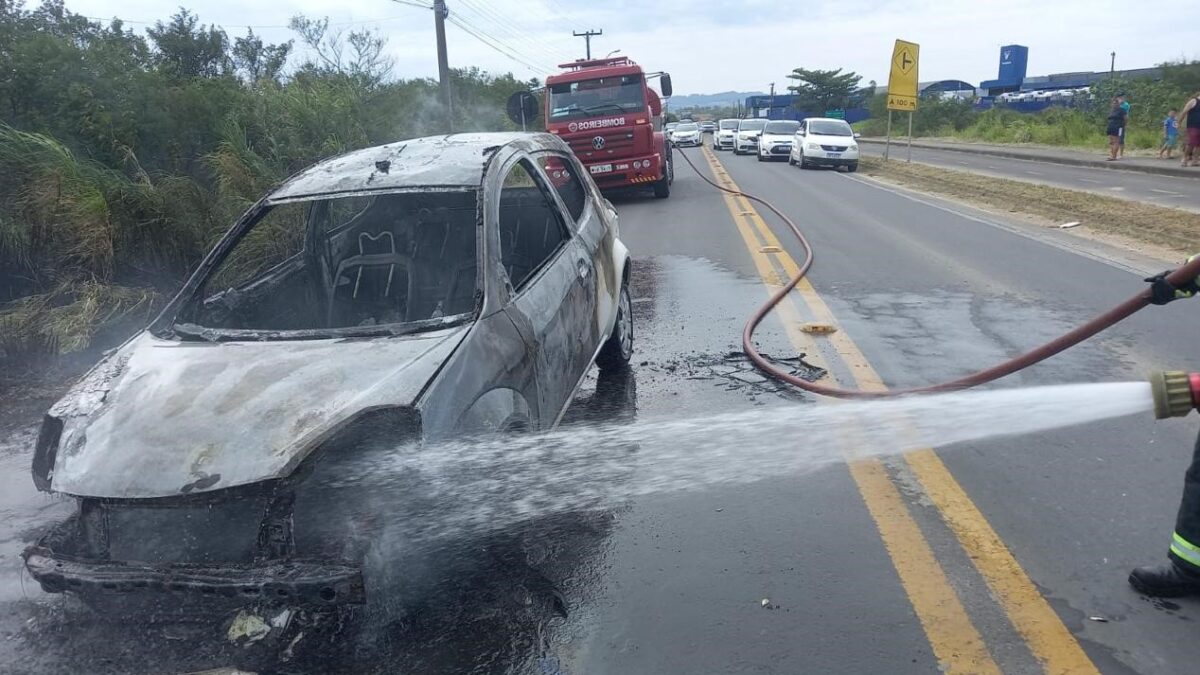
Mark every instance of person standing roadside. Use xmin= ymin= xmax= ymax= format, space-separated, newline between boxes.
xmin=1118 ymin=93 xmax=1131 ymax=158
xmin=1160 ymin=109 xmax=1179 ymax=159
xmin=1106 ymin=97 xmax=1126 ymax=161
xmin=1181 ymin=93 xmax=1200 ymax=167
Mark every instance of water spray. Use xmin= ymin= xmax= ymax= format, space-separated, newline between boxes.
xmin=674 ymin=146 xmax=1200 ymax=399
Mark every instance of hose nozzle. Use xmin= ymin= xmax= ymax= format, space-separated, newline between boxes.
xmin=1150 ymin=371 xmax=1200 ymax=419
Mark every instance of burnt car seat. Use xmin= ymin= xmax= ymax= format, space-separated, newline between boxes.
xmin=328 ymin=230 xmax=413 ymax=327
xmin=499 ymin=189 xmax=566 ymax=292
xmin=408 ymin=207 xmax=477 ymax=321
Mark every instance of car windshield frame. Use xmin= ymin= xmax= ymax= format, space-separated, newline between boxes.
xmin=737 ymin=119 xmax=767 ymax=131
xmin=807 ymin=120 xmax=854 ymax=136
xmin=719 ymin=120 xmax=740 ymax=130
xmin=763 ymin=121 xmax=801 ymax=135
xmin=548 ymin=73 xmax=647 ymax=121
xmin=167 ymin=186 xmax=482 ymax=342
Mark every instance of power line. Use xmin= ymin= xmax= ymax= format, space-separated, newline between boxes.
xmin=445 ymin=13 xmax=554 ymax=74
xmin=82 ymin=12 xmax=422 ymax=30
xmin=454 ymin=0 xmax=574 ymax=65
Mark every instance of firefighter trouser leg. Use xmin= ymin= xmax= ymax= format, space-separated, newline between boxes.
xmin=1170 ymin=428 xmax=1200 ymax=573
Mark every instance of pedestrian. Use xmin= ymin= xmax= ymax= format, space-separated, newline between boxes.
xmin=1160 ymin=109 xmax=1179 ymax=159
xmin=1118 ymin=93 xmax=1131 ymax=158
xmin=1181 ymin=92 xmax=1200 ymax=167
xmin=1129 ymin=263 xmax=1200 ymax=597
xmin=1105 ymin=97 xmax=1126 ymax=161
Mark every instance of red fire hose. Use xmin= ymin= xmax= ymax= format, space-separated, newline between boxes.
xmin=675 ymin=146 xmax=1200 ymax=399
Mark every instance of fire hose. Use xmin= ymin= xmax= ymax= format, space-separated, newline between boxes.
xmin=674 ymin=146 xmax=1200 ymax=400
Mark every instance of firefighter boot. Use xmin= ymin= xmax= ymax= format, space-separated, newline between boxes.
xmin=1128 ymin=562 xmax=1200 ymax=597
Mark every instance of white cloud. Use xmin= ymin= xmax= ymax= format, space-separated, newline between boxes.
xmin=64 ymin=0 xmax=1200 ymax=93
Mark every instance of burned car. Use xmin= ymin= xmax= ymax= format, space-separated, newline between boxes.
xmin=22 ymin=133 xmax=633 ymax=635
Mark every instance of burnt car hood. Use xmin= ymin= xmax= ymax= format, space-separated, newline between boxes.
xmin=45 ymin=327 xmax=469 ymax=499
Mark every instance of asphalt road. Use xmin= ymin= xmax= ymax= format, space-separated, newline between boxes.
xmin=4 ymin=140 xmax=1200 ymax=673
xmin=858 ymin=142 xmax=1200 ymax=212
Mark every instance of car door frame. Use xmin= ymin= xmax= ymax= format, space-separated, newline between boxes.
xmin=486 ymin=149 xmax=595 ymax=429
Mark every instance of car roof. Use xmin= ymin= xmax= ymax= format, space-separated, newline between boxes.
xmin=268 ymin=132 xmax=565 ymax=201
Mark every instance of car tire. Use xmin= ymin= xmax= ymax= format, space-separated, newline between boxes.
xmin=597 ymin=283 xmax=633 ymax=370
xmin=788 ymin=156 xmax=796 ymax=166
xmin=757 ymin=152 xmax=765 ymax=162
xmin=847 ymin=162 xmax=858 ymax=173
xmin=799 ymin=154 xmax=809 ymax=169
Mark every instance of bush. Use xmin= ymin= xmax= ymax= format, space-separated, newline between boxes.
xmin=0 ymin=3 xmax=529 ymax=357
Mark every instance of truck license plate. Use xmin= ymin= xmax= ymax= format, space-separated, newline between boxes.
xmin=590 ymin=164 xmax=613 ymax=175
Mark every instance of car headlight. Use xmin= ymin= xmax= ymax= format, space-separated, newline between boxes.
xmin=806 ymin=143 xmax=821 ymax=151
xmin=849 ymin=144 xmax=858 ymax=151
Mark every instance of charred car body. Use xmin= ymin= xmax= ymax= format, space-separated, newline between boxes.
xmin=23 ymin=133 xmax=633 ymax=629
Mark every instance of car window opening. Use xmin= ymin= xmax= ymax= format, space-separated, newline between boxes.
xmin=185 ymin=190 xmax=479 ymax=337
xmin=499 ymin=161 xmax=570 ymax=292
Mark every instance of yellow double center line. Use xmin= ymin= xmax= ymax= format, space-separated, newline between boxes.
xmin=700 ymin=144 xmax=1098 ymax=674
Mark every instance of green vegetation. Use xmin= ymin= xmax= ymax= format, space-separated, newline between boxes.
xmin=856 ymin=67 xmax=1200 ymax=150
xmin=0 ymin=1 xmax=533 ymax=358
xmin=786 ymin=68 xmax=862 ymax=113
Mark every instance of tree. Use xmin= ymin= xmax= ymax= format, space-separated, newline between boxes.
xmin=786 ymin=67 xmax=862 ymax=114
xmin=147 ymin=9 xmax=230 ymax=78
xmin=232 ymin=29 xmax=292 ymax=84
xmin=288 ymin=15 xmax=393 ymax=87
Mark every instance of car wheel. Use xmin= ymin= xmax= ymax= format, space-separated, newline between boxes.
xmin=597 ymin=283 xmax=633 ymax=370
xmin=788 ymin=155 xmax=796 ymax=166
xmin=847 ymin=161 xmax=858 ymax=173
xmin=756 ymin=152 xmax=765 ymax=162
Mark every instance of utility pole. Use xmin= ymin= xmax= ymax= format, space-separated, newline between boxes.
xmin=1110 ymin=51 xmax=1116 ymax=79
xmin=433 ymin=0 xmax=453 ymax=127
xmin=769 ymin=82 xmax=775 ymax=113
xmin=573 ymin=29 xmax=602 ymax=59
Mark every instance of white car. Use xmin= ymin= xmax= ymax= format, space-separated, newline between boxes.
xmin=756 ymin=120 xmax=801 ymax=162
xmin=789 ymin=117 xmax=859 ymax=172
xmin=714 ymin=119 xmax=739 ymax=150
xmin=670 ymin=122 xmax=702 ymax=147
xmin=733 ymin=118 xmax=767 ymax=155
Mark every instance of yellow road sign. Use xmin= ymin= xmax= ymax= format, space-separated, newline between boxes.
xmin=887 ymin=39 xmax=919 ymax=111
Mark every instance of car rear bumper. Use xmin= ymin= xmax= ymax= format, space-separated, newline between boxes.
xmin=23 ymin=545 xmax=366 ymax=606
xmin=587 ymin=151 xmax=664 ymax=190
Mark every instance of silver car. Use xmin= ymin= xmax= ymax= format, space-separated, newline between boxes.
xmin=23 ymin=132 xmax=633 ymax=643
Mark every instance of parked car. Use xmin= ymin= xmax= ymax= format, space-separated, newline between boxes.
xmin=715 ymin=118 xmax=740 ymax=151
xmin=699 ymin=121 xmax=717 ymax=133
xmin=756 ymin=120 xmax=801 ymax=162
xmin=733 ymin=118 xmax=767 ymax=155
xmin=789 ymin=117 xmax=860 ymax=171
xmin=670 ymin=122 xmax=702 ymax=147
xmin=22 ymin=132 xmax=634 ymax=656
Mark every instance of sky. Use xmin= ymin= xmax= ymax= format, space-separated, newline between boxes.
xmin=64 ymin=0 xmax=1200 ymax=96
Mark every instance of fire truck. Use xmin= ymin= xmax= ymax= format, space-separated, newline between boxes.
xmin=543 ymin=57 xmax=674 ymax=198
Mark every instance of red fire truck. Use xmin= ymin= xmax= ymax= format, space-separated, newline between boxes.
xmin=543 ymin=57 xmax=674 ymax=198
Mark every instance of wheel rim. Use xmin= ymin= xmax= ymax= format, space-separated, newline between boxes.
xmin=618 ymin=288 xmax=633 ymax=358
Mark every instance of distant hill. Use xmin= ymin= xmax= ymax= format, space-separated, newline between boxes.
xmin=669 ymin=91 xmax=765 ymax=108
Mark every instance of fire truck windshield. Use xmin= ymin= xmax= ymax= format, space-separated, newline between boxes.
xmin=548 ymin=74 xmax=647 ymax=120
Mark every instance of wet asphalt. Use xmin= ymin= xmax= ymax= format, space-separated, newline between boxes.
xmin=4 ymin=139 xmax=1200 ymax=673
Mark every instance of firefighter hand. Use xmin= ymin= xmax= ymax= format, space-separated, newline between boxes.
xmin=1145 ymin=272 xmax=1193 ymax=305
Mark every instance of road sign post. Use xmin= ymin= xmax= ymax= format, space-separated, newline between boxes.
xmin=884 ymin=111 xmax=893 ymax=160
xmin=885 ymin=39 xmax=919 ymax=162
